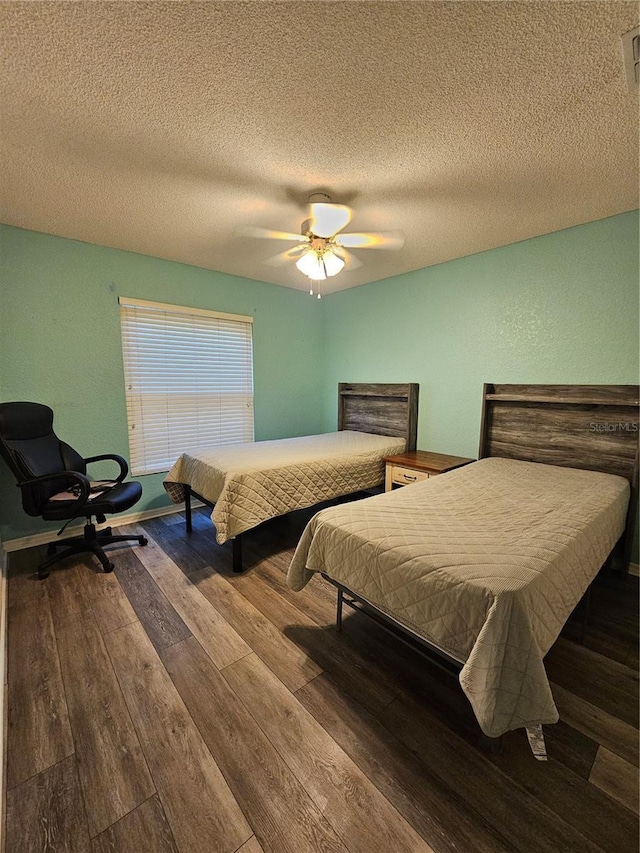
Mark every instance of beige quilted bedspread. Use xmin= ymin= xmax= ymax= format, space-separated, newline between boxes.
xmin=287 ymin=457 xmax=630 ymax=738
xmin=163 ymin=430 xmax=406 ymax=544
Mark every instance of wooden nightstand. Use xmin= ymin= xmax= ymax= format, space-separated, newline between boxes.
xmin=384 ymin=450 xmax=475 ymax=491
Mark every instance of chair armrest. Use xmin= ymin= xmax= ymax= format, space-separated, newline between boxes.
xmin=18 ymin=470 xmax=91 ymax=504
xmin=84 ymin=454 xmax=128 ymax=483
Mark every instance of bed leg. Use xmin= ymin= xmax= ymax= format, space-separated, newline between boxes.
xmin=579 ymin=583 xmax=592 ymax=644
xmin=184 ymin=485 xmax=192 ymax=533
xmin=336 ymin=588 xmax=343 ymax=631
xmin=232 ymin=536 xmax=243 ymax=573
xmin=480 ymin=734 xmax=503 ymax=755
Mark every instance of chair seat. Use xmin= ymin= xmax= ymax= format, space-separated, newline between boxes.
xmin=42 ymin=480 xmax=142 ymax=521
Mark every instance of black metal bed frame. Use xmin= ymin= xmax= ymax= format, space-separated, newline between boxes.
xmin=322 ymin=572 xmax=595 ymax=754
xmin=326 ymin=574 xmax=463 ymax=672
xmin=184 ymin=484 xmax=244 ymax=573
xmin=323 ymin=573 xmax=503 ymax=752
xmin=327 ymin=571 xmax=592 ymax=656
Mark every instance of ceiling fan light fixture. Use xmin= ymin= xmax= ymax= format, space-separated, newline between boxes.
xmin=295 ymin=246 xmax=345 ymax=285
xmin=296 ymin=249 xmax=326 ymax=280
xmin=251 ymin=190 xmax=403 ymax=294
xmin=322 ymin=249 xmax=345 ymax=277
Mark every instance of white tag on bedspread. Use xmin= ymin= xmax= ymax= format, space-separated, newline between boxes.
xmin=526 ymin=725 xmax=548 ymax=761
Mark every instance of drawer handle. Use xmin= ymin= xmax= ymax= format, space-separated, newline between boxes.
xmin=403 ymin=474 xmax=417 ymax=480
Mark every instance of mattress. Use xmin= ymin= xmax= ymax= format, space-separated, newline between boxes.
xmin=287 ymin=457 xmax=630 ymax=738
xmin=164 ymin=430 xmax=406 ymax=544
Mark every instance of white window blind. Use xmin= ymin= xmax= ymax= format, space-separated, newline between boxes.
xmin=119 ymin=297 xmax=254 ymax=475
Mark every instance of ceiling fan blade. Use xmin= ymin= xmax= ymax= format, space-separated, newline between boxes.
xmin=334 ymin=231 xmax=405 ymax=250
xmin=243 ymin=226 xmax=306 ymax=242
xmin=264 ymin=244 xmax=309 ymax=266
xmin=308 ymin=202 xmax=352 ymax=238
xmin=333 ymin=246 xmax=363 ymax=270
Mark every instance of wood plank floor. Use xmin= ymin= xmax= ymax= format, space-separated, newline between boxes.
xmin=5 ymin=504 xmax=639 ymax=852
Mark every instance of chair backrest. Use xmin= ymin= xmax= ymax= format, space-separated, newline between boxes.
xmin=0 ymin=402 xmax=86 ymax=515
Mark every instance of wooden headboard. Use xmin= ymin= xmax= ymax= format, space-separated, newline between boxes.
xmin=338 ymin=383 xmax=419 ymax=451
xmin=479 ymin=383 xmax=639 ymax=569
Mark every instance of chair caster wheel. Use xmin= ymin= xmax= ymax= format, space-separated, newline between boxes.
xmin=104 ymin=563 xmax=115 ymax=573
xmin=140 ymin=537 xmax=148 ymax=546
xmin=38 ymin=570 xmax=50 ymax=580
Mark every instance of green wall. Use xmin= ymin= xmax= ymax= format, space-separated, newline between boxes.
xmin=0 ymin=226 xmax=324 ymax=539
xmin=321 ymin=210 xmax=639 ymax=558
xmin=1 ymin=211 xmax=638 ymax=554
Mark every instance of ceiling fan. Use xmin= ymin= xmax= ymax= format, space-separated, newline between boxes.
xmin=247 ymin=192 xmax=404 ymax=297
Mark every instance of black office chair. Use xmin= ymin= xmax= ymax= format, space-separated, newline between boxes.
xmin=0 ymin=402 xmax=147 ymax=579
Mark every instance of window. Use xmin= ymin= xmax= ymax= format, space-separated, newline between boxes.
xmin=119 ymin=297 xmax=254 ymax=475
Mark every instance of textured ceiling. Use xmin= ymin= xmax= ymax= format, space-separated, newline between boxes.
xmin=1 ymin=1 xmax=638 ymax=294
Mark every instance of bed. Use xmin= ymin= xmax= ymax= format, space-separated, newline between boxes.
xmin=287 ymin=384 xmax=639 ymax=757
xmin=164 ymin=383 xmax=418 ymax=571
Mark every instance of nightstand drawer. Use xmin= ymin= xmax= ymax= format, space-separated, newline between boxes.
xmin=390 ymin=465 xmax=431 ymax=485
xmin=384 ymin=451 xmax=475 ymax=492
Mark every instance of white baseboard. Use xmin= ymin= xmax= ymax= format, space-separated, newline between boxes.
xmin=1 ymin=502 xmax=203 ymax=553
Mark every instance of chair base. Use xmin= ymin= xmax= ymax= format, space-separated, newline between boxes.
xmin=40 ymin=522 xmax=148 ymax=579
